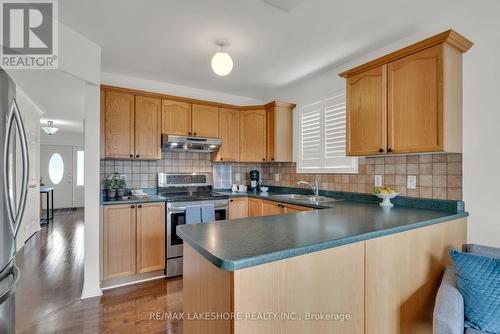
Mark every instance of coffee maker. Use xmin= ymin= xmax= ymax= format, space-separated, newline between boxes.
xmin=249 ymin=170 xmax=260 ymax=191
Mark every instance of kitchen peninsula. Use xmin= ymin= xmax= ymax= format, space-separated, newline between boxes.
xmin=177 ymin=197 xmax=467 ymax=334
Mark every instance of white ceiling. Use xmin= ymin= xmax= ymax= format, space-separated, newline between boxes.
xmin=8 ymin=69 xmax=85 ymax=133
xmin=59 ymin=0 xmax=469 ymax=100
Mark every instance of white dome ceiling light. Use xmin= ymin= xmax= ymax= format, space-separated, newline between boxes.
xmin=42 ymin=120 xmax=59 ymax=135
xmin=211 ymin=40 xmax=233 ymax=76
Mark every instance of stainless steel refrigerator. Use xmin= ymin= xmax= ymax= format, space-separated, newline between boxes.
xmin=0 ymin=68 xmax=29 ymax=333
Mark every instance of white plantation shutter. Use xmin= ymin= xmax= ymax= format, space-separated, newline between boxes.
xmin=300 ymin=101 xmax=322 ymax=168
xmin=297 ymin=92 xmax=358 ymax=173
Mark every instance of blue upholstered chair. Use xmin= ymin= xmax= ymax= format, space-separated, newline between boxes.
xmin=433 ymin=244 xmax=500 ymax=334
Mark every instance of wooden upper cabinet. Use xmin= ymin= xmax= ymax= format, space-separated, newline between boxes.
xmin=162 ymin=99 xmax=191 ymax=136
xmin=135 ymin=96 xmax=161 ymax=160
xmin=340 ymin=30 xmax=472 ymax=156
xmin=105 ymin=91 xmax=135 ymax=159
xmin=103 ymin=204 xmax=136 ymax=280
xmin=214 ymin=108 xmax=239 ymax=162
xmin=240 ymin=110 xmax=267 ymax=162
xmin=388 ymin=45 xmax=442 ymax=153
xmin=346 ymin=65 xmax=387 ymax=156
xmin=192 ymin=104 xmax=219 ymax=137
xmin=266 ymin=102 xmax=295 ymax=162
xmin=136 ymin=202 xmax=165 ymax=274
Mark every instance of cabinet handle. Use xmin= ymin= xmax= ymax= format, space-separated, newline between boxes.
xmin=193 ymin=132 xmax=197 ymax=136
xmin=271 ymin=158 xmax=274 ymax=161
xmin=135 ymin=154 xmax=140 ymax=158
xmin=262 ymin=158 xmax=266 ymax=161
xmin=129 ymin=154 xmax=133 ymax=158
xmin=378 ymin=148 xmax=385 ymax=153
xmin=188 ymin=132 xmax=192 ymax=135
xmin=230 ymin=199 xmax=234 ymax=203
xmin=220 ymin=158 xmax=224 ymax=161
xmin=387 ymin=148 xmax=393 ymax=153
xmin=138 ymin=204 xmax=142 ymax=208
xmin=131 ymin=205 xmax=136 ymax=209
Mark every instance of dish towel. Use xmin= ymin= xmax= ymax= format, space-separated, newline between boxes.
xmin=185 ymin=206 xmax=202 ymax=224
xmin=200 ymin=204 xmax=215 ymax=223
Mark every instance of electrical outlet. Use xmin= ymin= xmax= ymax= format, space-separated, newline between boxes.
xmin=374 ymin=175 xmax=383 ymax=187
xmin=407 ymin=175 xmax=417 ymax=189
xmin=275 ymin=173 xmax=280 ymax=182
xmin=235 ymin=173 xmax=240 ymax=182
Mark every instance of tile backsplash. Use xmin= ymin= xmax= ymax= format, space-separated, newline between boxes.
xmin=261 ymin=153 xmax=463 ymax=200
xmin=101 ymin=152 xmax=462 ymax=200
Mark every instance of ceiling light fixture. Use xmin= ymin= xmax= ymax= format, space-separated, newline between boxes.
xmin=211 ymin=40 xmax=233 ymax=76
xmin=41 ymin=121 xmax=59 ymax=135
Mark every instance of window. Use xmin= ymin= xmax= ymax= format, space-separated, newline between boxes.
xmin=297 ymin=92 xmax=358 ymax=173
xmin=77 ymin=150 xmax=84 ymax=186
xmin=48 ymin=153 xmax=64 ymax=184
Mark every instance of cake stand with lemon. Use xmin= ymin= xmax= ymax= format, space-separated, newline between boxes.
xmin=373 ymin=187 xmax=400 ymax=207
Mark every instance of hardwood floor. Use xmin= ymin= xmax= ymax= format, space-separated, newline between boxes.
xmin=15 ymin=209 xmax=183 ymax=333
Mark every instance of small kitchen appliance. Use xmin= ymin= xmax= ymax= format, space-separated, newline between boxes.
xmin=249 ymin=170 xmax=260 ymax=190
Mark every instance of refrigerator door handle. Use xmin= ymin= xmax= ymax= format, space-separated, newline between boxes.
xmin=12 ymin=99 xmax=29 ymax=238
xmin=2 ymin=99 xmax=29 ymax=238
xmin=0 ymin=265 xmax=20 ymax=305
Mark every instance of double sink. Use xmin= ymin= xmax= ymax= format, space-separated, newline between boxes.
xmin=270 ymin=194 xmax=344 ymax=206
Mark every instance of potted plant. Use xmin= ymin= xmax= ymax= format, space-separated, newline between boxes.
xmin=104 ymin=173 xmax=127 ymax=198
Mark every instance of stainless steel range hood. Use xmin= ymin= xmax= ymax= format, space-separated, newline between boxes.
xmin=161 ymin=134 xmax=222 ymax=153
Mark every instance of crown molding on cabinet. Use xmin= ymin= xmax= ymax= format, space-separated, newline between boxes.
xmin=338 ymin=29 xmax=473 ymax=78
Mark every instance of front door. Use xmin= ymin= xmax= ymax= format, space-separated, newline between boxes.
xmin=40 ymin=145 xmax=73 ymax=209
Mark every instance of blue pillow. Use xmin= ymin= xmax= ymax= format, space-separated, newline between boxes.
xmin=449 ymin=248 xmax=500 ymax=333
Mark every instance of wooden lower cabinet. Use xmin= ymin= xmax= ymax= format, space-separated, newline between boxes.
xmin=103 ymin=204 xmax=136 ymax=280
xmin=136 ymin=203 xmax=165 ymax=274
xmin=261 ymin=200 xmax=283 ymax=216
xmin=243 ymin=198 xmax=313 ymax=218
xmin=282 ymin=203 xmax=313 ymax=213
xmin=229 ymin=198 xmax=248 ymax=219
xmin=103 ymin=202 xmax=165 ymax=281
xmin=248 ymin=198 xmax=263 ymax=218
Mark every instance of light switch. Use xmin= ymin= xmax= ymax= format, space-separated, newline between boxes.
xmin=275 ymin=173 xmax=280 ymax=182
xmin=375 ymin=175 xmax=383 ymax=187
xmin=407 ymin=175 xmax=417 ymax=189
xmin=235 ymin=173 xmax=240 ymax=182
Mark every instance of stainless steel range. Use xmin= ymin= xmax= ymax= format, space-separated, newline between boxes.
xmin=157 ymin=173 xmax=229 ymax=278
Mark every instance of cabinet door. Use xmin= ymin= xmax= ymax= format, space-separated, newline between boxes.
xmin=388 ymin=45 xmax=443 ymax=153
xmin=346 ymin=65 xmax=387 ymax=156
xmin=283 ymin=203 xmax=313 ymax=213
xmin=103 ymin=204 xmax=136 ymax=280
xmin=240 ymin=110 xmax=267 ymax=162
xmin=192 ymin=104 xmax=219 ymax=137
xmin=162 ymin=99 xmax=191 ymax=135
xmin=135 ymin=96 xmax=161 ymax=160
xmin=136 ymin=202 xmax=165 ymax=274
xmin=105 ymin=91 xmax=135 ymax=159
xmin=261 ymin=200 xmax=283 ymax=216
xmin=214 ymin=108 xmax=239 ymax=162
xmin=267 ymin=106 xmax=294 ymax=162
xmin=229 ymin=197 xmax=248 ymax=219
xmin=248 ymin=198 xmax=263 ymax=218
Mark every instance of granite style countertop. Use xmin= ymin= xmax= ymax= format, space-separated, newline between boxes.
xmin=100 ymin=194 xmax=167 ymax=205
xmin=177 ymin=191 xmax=467 ymax=271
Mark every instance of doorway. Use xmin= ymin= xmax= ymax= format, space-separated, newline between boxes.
xmin=40 ymin=145 xmax=74 ymax=209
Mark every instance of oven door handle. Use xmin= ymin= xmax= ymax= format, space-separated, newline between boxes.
xmin=168 ymin=205 xmax=228 ymax=213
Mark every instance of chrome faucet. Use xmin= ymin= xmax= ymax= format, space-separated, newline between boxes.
xmin=297 ymin=177 xmax=319 ymax=197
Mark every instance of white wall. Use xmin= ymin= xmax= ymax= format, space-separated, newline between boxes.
xmin=102 ymin=72 xmax=263 ymax=106
xmin=268 ymin=2 xmax=500 ymax=247
xmin=40 ymin=131 xmax=84 ymax=146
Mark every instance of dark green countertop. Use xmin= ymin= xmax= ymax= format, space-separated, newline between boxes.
xmin=177 ymin=198 xmax=468 ymax=271
xmin=100 ymin=194 xmax=166 ymax=205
